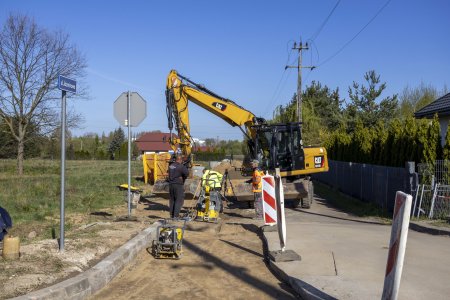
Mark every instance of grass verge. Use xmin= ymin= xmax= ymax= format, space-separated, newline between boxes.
xmin=0 ymin=159 xmax=144 ymax=241
xmin=314 ymin=180 xmax=390 ymax=220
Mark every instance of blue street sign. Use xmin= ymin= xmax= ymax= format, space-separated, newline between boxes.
xmin=58 ymin=75 xmax=76 ymax=93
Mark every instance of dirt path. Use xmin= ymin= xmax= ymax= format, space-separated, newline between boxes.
xmin=90 ymin=198 xmax=298 ymax=300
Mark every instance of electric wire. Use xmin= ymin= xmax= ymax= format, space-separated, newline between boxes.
xmin=318 ymin=0 xmax=393 ymax=67
xmin=261 ymin=40 xmax=295 ymax=117
xmin=309 ymin=0 xmax=341 ymax=41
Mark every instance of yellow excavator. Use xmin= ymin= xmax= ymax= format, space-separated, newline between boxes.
xmin=153 ymin=70 xmax=329 ymax=208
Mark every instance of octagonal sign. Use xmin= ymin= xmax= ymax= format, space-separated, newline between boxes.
xmin=114 ymin=92 xmax=147 ymax=127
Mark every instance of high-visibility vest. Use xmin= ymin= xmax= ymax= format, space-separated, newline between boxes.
xmin=202 ymin=170 xmax=223 ymax=189
xmin=252 ymin=169 xmax=264 ymax=193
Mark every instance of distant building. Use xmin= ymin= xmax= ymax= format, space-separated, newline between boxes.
xmin=415 ymin=93 xmax=450 ymax=146
xmin=135 ymin=132 xmax=177 ymax=153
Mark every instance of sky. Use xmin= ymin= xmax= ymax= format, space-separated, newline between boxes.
xmin=1 ymin=0 xmax=449 ymax=141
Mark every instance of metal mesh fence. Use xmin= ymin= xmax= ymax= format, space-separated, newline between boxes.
xmin=417 ymin=160 xmax=450 ymax=185
xmin=412 ymin=161 xmax=450 ymax=220
xmin=411 ymin=184 xmax=450 ymax=220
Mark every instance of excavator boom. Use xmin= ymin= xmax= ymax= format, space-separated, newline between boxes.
xmin=153 ymin=70 xmax=329 ymax=208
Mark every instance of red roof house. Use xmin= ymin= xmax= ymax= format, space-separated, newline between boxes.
xmin=135 ymin=132 xmax=177 ymax=153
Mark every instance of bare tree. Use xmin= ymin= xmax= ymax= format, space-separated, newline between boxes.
xmin=0 ymin=14 xmax=87 ymax=175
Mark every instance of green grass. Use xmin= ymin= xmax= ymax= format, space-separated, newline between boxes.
xmin=0 ymin=159 xmax=143 ymax=234
xmin=314 ymin=181 xmax=390 ymax=219
xmin=429 ymin=219 xmax=450 ymax=228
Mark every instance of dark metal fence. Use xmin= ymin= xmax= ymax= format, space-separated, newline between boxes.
xmin=313 ymin=160 xmax=417 ymax=212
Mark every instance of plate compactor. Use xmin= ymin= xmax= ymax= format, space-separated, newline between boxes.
xmin=195 ymin=180 xmax=222 ymax=223
xmin=152 ymin=218 xmax=186 ymax=259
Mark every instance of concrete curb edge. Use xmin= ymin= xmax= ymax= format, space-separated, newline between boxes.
xmin=11 ymin=221 xmax=161 ymax=300
xmin=409 ymin=221 xmax=450 ymax=237
xmin=260 ymin=227 xmax=318 ymax=300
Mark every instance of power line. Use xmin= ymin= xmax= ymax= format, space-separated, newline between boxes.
xmin=318 ymin=0 xmax=393 ymax=67
xmin=309 ymin=0 xmax=341 ymax=41
xmin=262 ymin=40 xmax=296 ymax=117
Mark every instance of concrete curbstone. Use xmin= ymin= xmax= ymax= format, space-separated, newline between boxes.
xmin=9 ymin=222 xmax=160 ymax=300
xmin=260 ymin=226 xmax=332 ymax=300
xmin=409 ymin=222 xmax=450 ymax=237
xmin=83 ymin=268 xmax=108 ymax=295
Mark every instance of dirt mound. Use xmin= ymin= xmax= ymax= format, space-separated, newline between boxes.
xmin=212 ymin=160 xmax=243 ymax=175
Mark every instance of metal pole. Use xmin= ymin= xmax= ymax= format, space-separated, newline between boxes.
xmin=127 ymin=91 xmax=131 ymax=217
xmin=60 ymin=90 xmax=66 ymax=251
xmin=297 ymin=42 xmax=302 ymax=123
xmin=285 ymin=39 xmax=313 ymax=125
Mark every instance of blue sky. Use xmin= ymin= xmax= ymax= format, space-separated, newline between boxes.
xmin=1 ymin=0 xmax=449 ymax=140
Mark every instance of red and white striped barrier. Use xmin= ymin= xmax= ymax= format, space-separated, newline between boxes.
xmin=382 ymin=191 xmax=412 ymax=300
xmin=275 ymin=174 xmax=286 ymax=251
xmin=262 ymin=175 xmax=277 ymax=225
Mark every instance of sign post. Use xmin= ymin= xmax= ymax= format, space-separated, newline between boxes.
xmin=57 ymin=75 xmax=76 ymax=252
xmin=127 ymin=91 xmax=131 ymax=216
xmin=114 ymin=92 xmax=147 ymax=217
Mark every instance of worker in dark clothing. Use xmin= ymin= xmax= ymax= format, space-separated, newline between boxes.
xmin=168 ymin=154 xmax=189 ymax=218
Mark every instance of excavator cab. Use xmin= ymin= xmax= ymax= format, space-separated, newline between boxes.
xmin=253 ymin=123 xmax=305 ymax=173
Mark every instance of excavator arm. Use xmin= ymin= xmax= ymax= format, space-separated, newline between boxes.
xmin=154 ymin=69 xmax=328 ymax=209
xmin=166 ymin=70 xmax=263 ymax=160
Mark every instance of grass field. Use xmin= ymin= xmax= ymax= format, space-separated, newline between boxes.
xmin=0 ymin=159 xmax=144 ymax=238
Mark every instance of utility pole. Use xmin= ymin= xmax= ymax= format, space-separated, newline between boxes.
xmin=285 ymin=38 xmax=315 ymax=123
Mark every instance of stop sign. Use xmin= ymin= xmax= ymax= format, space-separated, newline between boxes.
xmin=114 ymin=92 xmax=147 ymax=127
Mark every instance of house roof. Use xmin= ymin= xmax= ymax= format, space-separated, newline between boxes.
xmin=135 ymin=132 xmax=177 ymax=152
xmin=415 ymin=93 xmax=450 ymax=118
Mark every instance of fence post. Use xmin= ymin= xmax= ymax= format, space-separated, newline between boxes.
xmin=361 ymin=164 xmax=364 ymax=201
xmin=411 ymin=184 xmax=421 ymax=218
xmin=429 ymin=183 xmax=440 ymax=219
xmin=417 ymin=185 xmax=426 ymax=218
xmin=385 ymin=169 xmax=389 ymax=212
xmin=405 ymin=162 xmax=415 ymax=195
xmin=372 ymin=166 xmax=374 ymax=205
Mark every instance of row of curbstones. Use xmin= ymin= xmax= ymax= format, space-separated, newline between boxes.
xmin=10 ymin=222 xmax=161 ymax=300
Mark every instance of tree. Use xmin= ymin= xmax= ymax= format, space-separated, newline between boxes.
xmin=0 ymin=14 xmax=86 ymax=175
xmin=303 ymin=81 xmax=344 ymax=130
xmin=108 ymin=127 xmax=125 ymax=159
xmin=346 ymin=70 xmax=398 ymax=131
xmin=272 ymin=82 xmax=344 ymax=145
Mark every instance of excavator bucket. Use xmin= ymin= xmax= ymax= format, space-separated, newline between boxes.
xmin=226 ymin=179 xmax=308 ymax=202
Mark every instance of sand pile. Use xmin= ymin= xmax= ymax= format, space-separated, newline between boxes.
xmin=212 ymin=160 xmax=243 ymax=174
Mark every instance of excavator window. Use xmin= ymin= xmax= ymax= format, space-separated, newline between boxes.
xmin=253 ymin=123 xmax=305 ymax=172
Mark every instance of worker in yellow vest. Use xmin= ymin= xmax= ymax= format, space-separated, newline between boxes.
xmin=251 ymin=160 xmax=264 ymax=219
xmin=202 ymin=168 xmax=224 ymax=212
xmin=201 ymin=168 xmax=223 ymax=191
